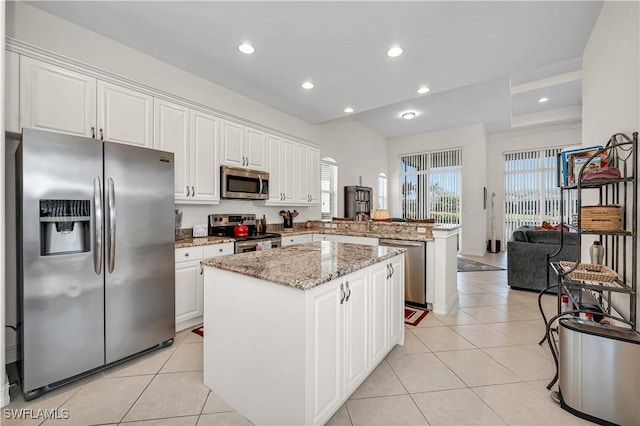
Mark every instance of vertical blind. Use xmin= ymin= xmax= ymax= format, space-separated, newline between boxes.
xmin=503 ymin=148 xmax=566 ymax=242
xmin=400 ymin=149 xmax=462 ymax=225
xmin=321 ymin=162 xmax=338 ymax=220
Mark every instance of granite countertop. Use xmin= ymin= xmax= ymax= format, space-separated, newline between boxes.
xmin=201 ymin=241 xmax=405 ymax=290
xmin=175 ymin=236 xmax=235 ymax=248
xmin=278 ymin=229 xmax=435 ymax=242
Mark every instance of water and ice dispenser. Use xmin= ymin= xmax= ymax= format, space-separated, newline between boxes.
xmin=39 ymin=199 xmax=91 ymax=256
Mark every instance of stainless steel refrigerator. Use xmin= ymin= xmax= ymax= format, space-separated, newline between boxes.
xmin=16 ymin=128 xmax=175 ymax=399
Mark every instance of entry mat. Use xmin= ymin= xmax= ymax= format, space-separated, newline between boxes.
xmin=405 ymin=305 xmax=429 ymax=326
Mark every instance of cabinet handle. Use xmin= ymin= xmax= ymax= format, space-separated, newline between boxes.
xmin=200 ymin=265 xmax=203 ymax=275
xmin=192 ymin=186 xmax=195 ymax=196
xmin=185 ymin=252 xmax=189 ymax=257
xmin=219 ymin=248 xmax=223 ymax=252
xmin=91 ymin=126 xmax=96 ymax=138
xmin=186 ymin=186 xmax=190 ymax=197
xmin=282 ymin=193 xmax=285 ymax=201
xmin=340 ymin=283 xmax=345 ymax=305
xmin=100 ymin=128 xmax=104 ymax=141
xmin=345 ymin=281 xmax=351 ymax=302
xmin=390 ymin=263 xmax=394 ymax=277
xmin=386 ymin=264 xmax=390 ymax=279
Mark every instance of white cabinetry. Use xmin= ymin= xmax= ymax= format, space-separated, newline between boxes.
xmin=267 ymin=135 xmax=296 ymax=204
xmin=220 ymin=120 xmax=266 ymax=170
xmin=154 ymin=99 xmax=190 ymax=200
xmin=295 ymin=144 xmax=321 ymax=205
xmin=155 ymin=100 xmax=220 ymax=203
xmin=97 ymin=81 xmax=153 ymax=148
xmin=369 ymin=256 xmax=404 ymax=366
xmin=20 ymin=56 xmax=153 ymax=148
xmin=175 ymin=243 xmax=233 ymax=331
xmin=5 ymin=50 xmax=20 ymax=133
xmin=281 ymin=234 xmax=313 ymax=247
xmin=20 ymin=56 xmax=97 ymax=138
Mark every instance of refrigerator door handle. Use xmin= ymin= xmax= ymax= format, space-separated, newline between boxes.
xmin=94 ymin=177 xmax=103 ymax=275
xmin=108 ymin=177 xmax=116 ymax=273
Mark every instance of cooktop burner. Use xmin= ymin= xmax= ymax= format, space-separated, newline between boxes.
xmin=208 ymin=213 xmax=280 ymax=241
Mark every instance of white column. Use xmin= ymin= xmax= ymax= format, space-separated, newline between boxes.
xmin=1 ymin=0 xmax=10 ymax=407
xmin=430 ymin=228 xmax=460 ymax=315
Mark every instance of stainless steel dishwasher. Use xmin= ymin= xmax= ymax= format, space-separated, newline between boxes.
xmin=379 ymin=239 xmax=427 ymax=306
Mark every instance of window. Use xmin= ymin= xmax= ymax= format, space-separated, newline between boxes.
xmin=503 ymin=148 xmax=565 ymax=242
xmin=321 ymin=158 xmax=338 ymax=220
xmin=377 ymin=173 xmax=388 ymax=210
xmin=400 ymin=149 xmax=462 ymax=225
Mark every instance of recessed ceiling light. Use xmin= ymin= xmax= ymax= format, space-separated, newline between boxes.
xmin=302 ymin=81 xmax=314 ymax=90
xmin=417 ymin=86 xmax=430 ymax=94
xmin=386 ymin=46 xmax=404 ymax=58
xmin=344 ymin=107 xmax=354 ymax=113
xmin=401 ymin=111 xmax=416 ymax=120
xmin=539 ymin=97 xmax=549 ymax=103
xmin=238 ymin=43 xmax=255 ymax=55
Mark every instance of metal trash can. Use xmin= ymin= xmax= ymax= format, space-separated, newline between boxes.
xmin=559 ymin=318 xmax=640 ymax=425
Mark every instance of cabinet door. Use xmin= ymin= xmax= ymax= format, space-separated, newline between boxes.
xmin=97 ymin=81 xmax=153 ymax=148
xmin=343 ymin=270 xmax=369 ymax=395
xmin=20 ymin=56 xmax=96 ymax=138
xmin=154 ymin=99 xmax=189 ymax=200
xmin=369 ymin=262 xmax=389 ymax=366
xmin=267 ymin=135 xmax=283 ymax=203
xmin=308 ymin=146 xmax=321 ymax=205
xmin=307 ymin=282 xmax=343 ymax=424
xmin=220 ymin=120 xmax=244 ymax=167
xmin=296 ymin=144 xmax=310 ymax=203
xmin=245 ymin=127 xmax=267 ymax=170
xmin=190 ymin=110 xmax=219 ymax=203
xmin=5 ymin=50 xmax=20 ymax=133
xmin=175 ymin=260 xmax=203 ymax=324
xmin=281 ymin=139 xmax=297 ymax=202
xmin=388 ymin=255 xmax=404 ymax=346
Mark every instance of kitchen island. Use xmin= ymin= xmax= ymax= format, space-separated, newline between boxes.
xmin=202 ymin=241 xmax=405 ymax=425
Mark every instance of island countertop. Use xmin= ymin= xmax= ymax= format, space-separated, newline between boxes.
xmin=201 ymin=241 xmax=404 ymax=290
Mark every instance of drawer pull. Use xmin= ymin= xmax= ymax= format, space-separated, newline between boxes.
xmin=184 ymin=253 xmax=189 ymax=257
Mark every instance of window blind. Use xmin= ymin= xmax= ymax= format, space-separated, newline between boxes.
xmin=321 ymin=162 xmax=337 ymax=220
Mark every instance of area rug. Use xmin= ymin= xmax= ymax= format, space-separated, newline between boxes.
xmin=405 ymin=306 xmax=429 ymax=326
xmin=192 ymin=326 xmax=204 ymax=337
xmin=458 ymin=256 xmax=505 ymax=272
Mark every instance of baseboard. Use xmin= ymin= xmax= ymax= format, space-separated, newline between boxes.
xmin=433 ymin=293 xmax=459 ymax=315
xmin=176 ymin=316 xmax=203 ymax=333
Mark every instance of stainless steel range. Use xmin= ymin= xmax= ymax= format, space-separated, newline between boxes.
xmin=208 ymin=214 xmax=281 ymax=253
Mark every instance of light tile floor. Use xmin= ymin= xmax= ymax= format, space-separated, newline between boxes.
xmin=5 ymin=254 xmax=593 ymax=426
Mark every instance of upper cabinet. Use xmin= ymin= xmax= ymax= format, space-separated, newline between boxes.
xmin=97 ymin=81 xmax=153 ymax=148
xmin=5 ymin=50 xmax=20 ymax=133
xmin=295 ymin=144 xmax=321 ymax=205
xmin=20 ymin=56 xmax=153 ymax=148
xmin=154 ymin=99 xmax=190 ymax=200
xmin=20 ymin=56 xmax=97 ymax=138
xmin=189 ymin=110 xmax=219 ymax=203
xmin=267 ymin=135 xmax=296 ymax=205
xmin=220 ymin=120 xmax=266 ymax=171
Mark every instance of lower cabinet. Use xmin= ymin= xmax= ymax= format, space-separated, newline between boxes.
xmin=175 ymin=243 xmax=233 ymax=331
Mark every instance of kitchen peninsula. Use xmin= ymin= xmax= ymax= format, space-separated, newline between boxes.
xmin=202 ymin=241 xmax=405 ymax=425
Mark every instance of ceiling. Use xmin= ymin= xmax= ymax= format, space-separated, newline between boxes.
xmin=26 ymin=1 xmax=603 ymax=138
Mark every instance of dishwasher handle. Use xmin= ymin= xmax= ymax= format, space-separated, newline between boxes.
xmin=379 ymin=239 xmax=425 ymax=248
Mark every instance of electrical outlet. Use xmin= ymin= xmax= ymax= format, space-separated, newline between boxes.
xmin=417 ymin=227 xmax=426 ymax=233
xmin=324 ymin=223 xmax=331 ymax=228
xmin=331 ymin=223 xmax=338 ymax=228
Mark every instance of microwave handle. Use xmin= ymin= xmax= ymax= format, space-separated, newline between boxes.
xmin=259 ymin=176 xmax=263 ymax=194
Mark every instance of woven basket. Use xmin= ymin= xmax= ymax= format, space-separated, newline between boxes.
xmin=581 ymin=205 xmax=622 ymax=231
xmin=559 ymin=261 xmax=618 ymax=282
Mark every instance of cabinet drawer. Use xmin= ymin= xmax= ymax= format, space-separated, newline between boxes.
xmin=203 ymin=243 xmax=234 ymax=258
xmin=175 ymin=246 xmax=204 ymax=263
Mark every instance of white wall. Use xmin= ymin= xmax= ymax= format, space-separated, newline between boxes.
xmin=316 ymin=117 xmax=389 ymax=216
xmin=388 ymin=123 xmax=488 ymax=256
xmin=582 ymin=1 xmax=640 ymax=330
xmin=487 ymin=123 xmax=582 ymax=244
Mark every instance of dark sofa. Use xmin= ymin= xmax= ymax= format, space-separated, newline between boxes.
xmin=507 ymin=226 xmax=579 ymax=292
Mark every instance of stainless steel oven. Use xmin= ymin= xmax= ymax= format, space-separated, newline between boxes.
xmin=235 ymin=237 xmax=282 ymax=254
xmin=221 ymin=166 xmax=269 ymax=200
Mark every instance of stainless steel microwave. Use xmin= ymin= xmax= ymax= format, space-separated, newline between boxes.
xmin=220 ymin=166 xmax=269 ymax=200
